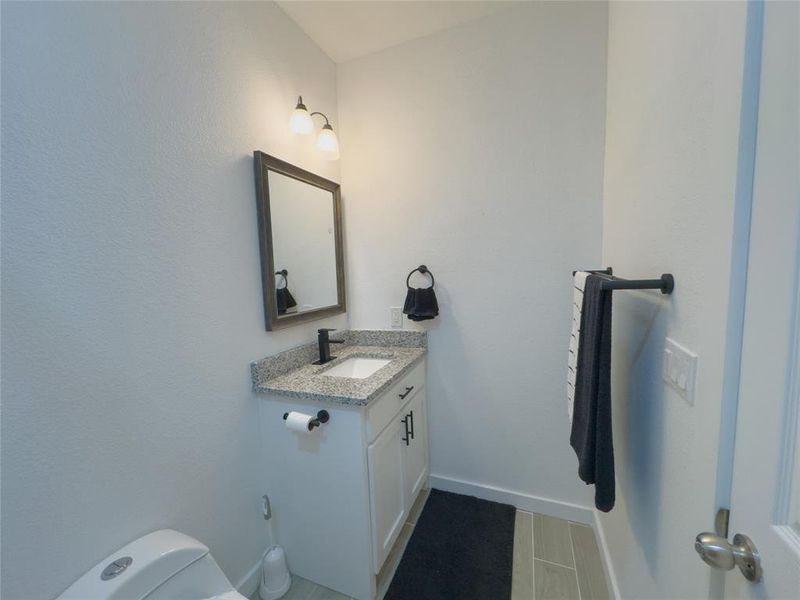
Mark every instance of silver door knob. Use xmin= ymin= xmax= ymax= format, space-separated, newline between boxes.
xmin=694 ymin=532 xmax=762 ymax=582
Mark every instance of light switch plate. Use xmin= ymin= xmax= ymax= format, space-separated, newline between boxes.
xmin=390 ymin=307 xmax=403 ymax=329
xmin=663 ymin=338 xmax=698 ymax=405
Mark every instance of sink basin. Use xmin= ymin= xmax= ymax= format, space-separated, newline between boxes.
xmin=323 ymin=357 xmax=392 ymax=379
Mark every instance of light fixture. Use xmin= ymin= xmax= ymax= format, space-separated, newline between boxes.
xmin=314 ymin=122 xmax=340 ymax=161
xmin=289 ymin=95 xmax=340 ymax=161
xmin=289 ymin=96 xmax=314 ymax=135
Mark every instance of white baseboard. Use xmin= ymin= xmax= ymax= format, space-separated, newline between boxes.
xmin=591 ymin=511 xmax=621 ymax=600
xmin=429 ymin=473 xmax=594 ymax=524
xmin=235 ymin=552 xmax=264 ymax=599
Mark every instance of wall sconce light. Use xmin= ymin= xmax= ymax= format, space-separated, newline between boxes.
xmin=289 ymin=96 xmax=340 ymax=161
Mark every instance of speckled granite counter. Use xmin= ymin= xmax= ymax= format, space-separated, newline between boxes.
xmin=251 ymin=330 xmax=426 ymax=406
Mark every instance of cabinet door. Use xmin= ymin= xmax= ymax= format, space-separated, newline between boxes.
xmin=368 ymin=418 xmax=407 ymax=573
xmin=402 ymin=391 xmax=428 ymax=507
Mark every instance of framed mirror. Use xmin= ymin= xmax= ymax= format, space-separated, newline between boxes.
xmin=253 ymin=151 xmax=345 ymax=331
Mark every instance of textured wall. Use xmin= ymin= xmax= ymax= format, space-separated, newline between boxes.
xmin=599 ymin=2 xmax=748 ymax=597
xmin=0 ymin=3 xmax=344 ymax=598
xmin=337 ymin=2 xmax=607 ymax=510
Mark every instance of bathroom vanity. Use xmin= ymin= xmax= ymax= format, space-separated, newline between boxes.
xmin=251 ymin=330 xmax=429 ymax=600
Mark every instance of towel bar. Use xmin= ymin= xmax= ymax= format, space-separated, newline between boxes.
xmin=574 ymin=268 xmax=674 ymax=295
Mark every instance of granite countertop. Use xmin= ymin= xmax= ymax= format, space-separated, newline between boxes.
xmin=251 ymin=330 xmax=426 ymax=406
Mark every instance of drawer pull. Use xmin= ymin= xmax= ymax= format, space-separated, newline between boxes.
xmin=409 ymin=410 xmax=415 ymax=439
xmin=399 ymin=386 xmax=414 ymax=400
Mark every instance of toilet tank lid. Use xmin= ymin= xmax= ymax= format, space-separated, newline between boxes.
xmin=57 ymin=529 xmax=210 ymax=600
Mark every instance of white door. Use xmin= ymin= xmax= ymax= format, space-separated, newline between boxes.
xmin=403 ymin=391 xmax=429 ymax=505
xmin=368 ymin=418 xmax=407 ymax=573
xmin=723 ymin=2 xmax=800 ymax=597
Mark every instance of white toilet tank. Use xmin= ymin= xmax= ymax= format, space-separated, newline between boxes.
xmin=57 ymin=529 xmax=246 ymax=600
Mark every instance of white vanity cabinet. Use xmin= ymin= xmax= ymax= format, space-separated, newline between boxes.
xmin=257 ymin=358 xmax=428 ymax=600
xmin=402 ymin=391 xmax=428 ymax=505
xmin=367 ymin=417 xmax=407 ymax=570
xmin=366 ymin=368 xmax=428 ymax=572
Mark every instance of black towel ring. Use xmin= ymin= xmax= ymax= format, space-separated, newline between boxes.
xmin=275 ymin=269 xmax=288 ymax=288
xmin=406 ymin=265 xmax=435 ymax=289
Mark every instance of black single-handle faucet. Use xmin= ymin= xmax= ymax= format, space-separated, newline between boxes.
xmin=314 ymin=328 xmax=344 ymax=365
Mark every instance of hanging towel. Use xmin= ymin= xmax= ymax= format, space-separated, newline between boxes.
xmin=276 ymin=272 xmax=297 ymax=315
xmin=403 ymin=287 xmax=439 ymax=321
xmin=567 ymin=271 xmax=590 ymax=422
xmin=276 ymin=287 xmax=297 ymax=314
xmin=570 ymin=274 xmax=615 ymax=512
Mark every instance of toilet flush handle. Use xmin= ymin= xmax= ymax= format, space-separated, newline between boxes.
xmin=101 ymin=557 xmax=132 ymax=580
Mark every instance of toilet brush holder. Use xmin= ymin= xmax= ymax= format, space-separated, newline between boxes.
xmin=259 ymin=546 xmax=291 ymax=600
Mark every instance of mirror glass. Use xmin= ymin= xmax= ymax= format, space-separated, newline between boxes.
xmin=254 ymin=152 xmax=345 ymax=330
xmin=269 ymin=171 xmax=338 ymax=313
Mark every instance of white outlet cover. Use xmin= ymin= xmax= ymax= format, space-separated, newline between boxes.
xmin=663 ymin=338 xmax=698 ymax=405
xmin=390 ymin=307 xmax=403 ymax=329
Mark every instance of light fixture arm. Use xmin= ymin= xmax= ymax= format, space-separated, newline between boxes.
xmin=309 ymin=111 xmax=332 ymax=127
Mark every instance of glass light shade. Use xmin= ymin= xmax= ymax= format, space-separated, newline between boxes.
xmin=316 ymin=125 xmax=340 ymax=160
xmin=289 ymin=107 xmax=314 ymax=135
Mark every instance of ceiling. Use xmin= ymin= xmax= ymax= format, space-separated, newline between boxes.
xmin=276 ymin=1 xmax=515 ymax=63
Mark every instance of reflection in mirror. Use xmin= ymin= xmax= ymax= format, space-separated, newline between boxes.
xmin=269 ymin=171 xmax=338 ymax=313
xmin=253 ymin=152 xmax=345 ymax=331
xmin=274 ymin=270 xmax=297 ymax=315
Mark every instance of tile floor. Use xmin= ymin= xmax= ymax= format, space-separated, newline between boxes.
xmin=252 ymin=490 xmax=609 ymax=600
xmin=512 ymin=511 xmax=609 ymax=600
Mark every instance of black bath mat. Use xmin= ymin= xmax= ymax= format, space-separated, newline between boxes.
xmin=385 ymin=489 xmax=515 ymax=600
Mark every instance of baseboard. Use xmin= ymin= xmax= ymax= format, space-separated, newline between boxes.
xmin=428 ymin=473 xmax=594 ymax=524
xmin=236 ymin=551 xmax=265 ymax=599
xmin=591 ymin=511 xmax=621 ymax=600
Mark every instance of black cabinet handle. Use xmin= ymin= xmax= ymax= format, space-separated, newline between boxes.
xmin=409 ymin=410 xmax=415 ymax=439
xmin=399 ymin=385 xmax=414 ymax=400
xmin=401 ymin=415 xmax=410 ymax=445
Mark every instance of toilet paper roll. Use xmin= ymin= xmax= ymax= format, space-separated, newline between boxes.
xmin=284 ymin=411 xmax=315 ymax=433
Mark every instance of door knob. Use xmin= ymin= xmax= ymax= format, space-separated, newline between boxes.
xmin=694 ymin=532 xmax=762 ymax=582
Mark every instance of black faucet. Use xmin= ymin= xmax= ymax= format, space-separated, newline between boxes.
xmin=314 ymin=328 xmax=344 ymax=365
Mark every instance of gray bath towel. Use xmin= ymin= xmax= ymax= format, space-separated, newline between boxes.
xmin=570 ymin=274 xmax=615 ymax=512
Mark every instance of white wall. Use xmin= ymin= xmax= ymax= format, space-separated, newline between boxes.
xmin=337 ymin=2 xmax=607 ymax=511
xmin=599 ymin=2 xmax=749 ymax=597
xmin=0 ymin=3 xmax=345 ymax=599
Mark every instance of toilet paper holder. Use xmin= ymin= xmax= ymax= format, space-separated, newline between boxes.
xmin=283 ymin=410 xmax=330 ymax=430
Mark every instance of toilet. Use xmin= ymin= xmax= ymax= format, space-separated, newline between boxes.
xmin=57 ymin=529 xmax=247 ymax=600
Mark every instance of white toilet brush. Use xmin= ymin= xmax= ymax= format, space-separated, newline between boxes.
xmin=259 ymin=545 xmax=291 ymax=600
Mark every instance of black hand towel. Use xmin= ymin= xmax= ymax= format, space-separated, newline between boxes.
xmin=403 ymin=287 xmax=439 ymax=321
xmin=276 ymin=287 xmax=297 ymax=315
xmin=570 ymin=274 xmax=615 ymax=512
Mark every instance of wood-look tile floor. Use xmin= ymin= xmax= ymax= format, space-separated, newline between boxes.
xmin=513 ymin=512 xmax=610 ymax=600
xmin=252 ymin=494 xmax=609 ymax=600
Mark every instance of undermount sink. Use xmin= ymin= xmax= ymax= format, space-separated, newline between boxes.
xmin=323 ymin=357 xmax=392 ymax=379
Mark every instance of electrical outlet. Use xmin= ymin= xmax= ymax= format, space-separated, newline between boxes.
xmin=390 ymin=307 xmax=403 ymax=329
xmin=662 ymin=338 xmax=697 ymax=405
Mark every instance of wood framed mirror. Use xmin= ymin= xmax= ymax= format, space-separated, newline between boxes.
xmin=253 ymin=151 xmax=345 ymax=331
